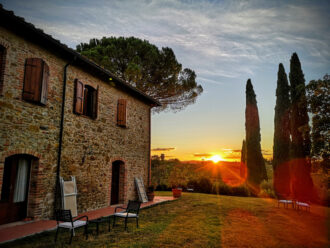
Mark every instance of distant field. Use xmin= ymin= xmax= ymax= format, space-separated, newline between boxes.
xmin=3 ymin=192 xmax=328 ymax=248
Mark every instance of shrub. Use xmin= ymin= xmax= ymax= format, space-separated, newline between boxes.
xmin=198 ymin=177 xmax=212 ymax=193
xmin=211 ymin=183 xmax=218 ymax=194
xmin=187 ymin=179 xmax=199 ymax=192
xmin=218 ymin=183 xmax=232 ymax=195
xmin=147 ymin=185 xmax=155 ymax=192
xmin=325 ymin=189 xmax=330 ymax=206
xmin=259 ymin=180 xmax=275 ymax=198
xmin=217 ymin=183 xmax=251 ymax=197
xmin=231 ymin=186 xmax=250 ymax=197
xmin=156 ymin=184 xmax=171 ymax=191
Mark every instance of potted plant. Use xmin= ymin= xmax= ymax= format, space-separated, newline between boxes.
xmin=147 ymin=185 xmax=155 ymax=201
xmin=171 ymin=185 xmax=182 ymax=198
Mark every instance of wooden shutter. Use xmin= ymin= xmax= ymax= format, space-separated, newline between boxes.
xmin=22 ymin=58 xmax=43 ymax=102
xmin=83 ymin=86 xmax=89 ymax=116
xmin=91 ymin=86 xmax=98 ymax=119
xmin=117 ymin=99 xmax=127 ymax=127
xmin=0 ymin=46 xmax=6 ymax=95
xmin=74 ymin=79 xmax=84 ymax=115
xmin=40 ymin=62 xmax=49 ymax=105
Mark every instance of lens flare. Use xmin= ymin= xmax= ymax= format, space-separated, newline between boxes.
xmin=208 ymin=155 xmax=223 ymax=163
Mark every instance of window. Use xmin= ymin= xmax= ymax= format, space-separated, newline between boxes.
xmin=22 ymin=58 xmax=49 ymax=105
xmin=0 ymin=45 xmax=6 ymax=95
xmin=74 ymin=79 xmax=98 ymax=119
xmin=117 ymin=99 xmax=127 ymax=127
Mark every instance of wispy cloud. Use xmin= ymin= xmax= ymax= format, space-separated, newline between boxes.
xmin=222 ymin=149 xmax=241 ymax=153
xmin=223 ymin=155 xmax=241 ymax=160
xmin=151 ymin=147 xmax=175 ymax=152
xmin=261 ymin=149 xmax=272 ymax=156
xmin=193 ymin=153 xmax=212 ymax=158
xmin=4 ymin=0 xmax=329 ymax=83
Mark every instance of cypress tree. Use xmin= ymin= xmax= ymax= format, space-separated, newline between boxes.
xmin=240 ymin=139 xmax=246 ymax=178
xmin=273 ymin=63 xmax=291 ymax=196
xmin=289 ymin=53 xmax=314 ymax=200
xmin=245 ymin=79 xmax=268 ymax=192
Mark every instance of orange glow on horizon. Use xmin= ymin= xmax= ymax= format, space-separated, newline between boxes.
xmin=207 ymin=155 xmax=223 ymax=163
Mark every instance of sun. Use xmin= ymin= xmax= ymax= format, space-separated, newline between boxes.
xmin=208 ymin=155 xmax=223 ymax=163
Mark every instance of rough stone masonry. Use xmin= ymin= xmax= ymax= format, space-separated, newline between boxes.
xmin=0 ymin=8 xmax=157 ymax=221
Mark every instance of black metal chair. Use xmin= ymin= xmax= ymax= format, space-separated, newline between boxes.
xmin=54 ymin=209 xmax=88 ymax=244
xmin=113 ymin=200 xmax=141 ymax=231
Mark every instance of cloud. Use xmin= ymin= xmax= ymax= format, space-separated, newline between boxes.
xmin=222 ymin=149 xmax=241 ymax=153
xmin=223 ymin=155 xmax=241 ymax=160
xmin=151 ymin=147 xmax=175 ymax=152
xmin=193 ymin=153 xmax=212 ymax=158
xmin=262 ymin=150 xmax=273 ymax=156
xmin=5 ymin=0 xmax=329 ymax=83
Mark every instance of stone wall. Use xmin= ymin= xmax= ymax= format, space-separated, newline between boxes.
xmin=61 ymin=65 xmax=151 ymax=213
xmin=0 ymin=26 xmax=151 ymax=220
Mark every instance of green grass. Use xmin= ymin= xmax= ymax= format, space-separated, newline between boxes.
xmin=2 ymin=193 xmax=328 ymax=248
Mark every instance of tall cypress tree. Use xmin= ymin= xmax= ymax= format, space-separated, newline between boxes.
xmin=289 ymin=53 xmax=314 ymax=200
xmin=245 ymin=79 xmax=268 ymax=192
xmin=240 ymin=139 xmax=246 ymax=178
xmin=273 ymin=63 xmax=291 ymax=196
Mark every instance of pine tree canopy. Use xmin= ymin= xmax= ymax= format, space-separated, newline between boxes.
xmin=76 ymin=36 xmax=203 ymax=112
xmin=306 ymin=74 xmax=330 ymax=172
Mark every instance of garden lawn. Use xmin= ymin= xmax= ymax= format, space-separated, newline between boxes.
xmin=1 ymin=192 xmax=328 ymax=248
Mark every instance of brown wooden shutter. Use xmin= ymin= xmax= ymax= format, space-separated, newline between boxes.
xmin=83 ymin=86 xmax=89 ymax=116
xmin=0 ymin=45 xmax=6 ymax=95
xmin=22 ymin=58 xmax=43 ymax=102
xmin=40 ymin=62 xmax=49 ymax=105
xmin=117 ymin=99 xmax=127 ymax=126
xmin=91 ymin=86 xmax=98 ymax=119
xmin=74 ymin=79 xmax=84 ymax=115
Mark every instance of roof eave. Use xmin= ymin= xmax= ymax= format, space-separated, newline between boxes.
xmin=0 ymin=4 xmax=161 ymax=107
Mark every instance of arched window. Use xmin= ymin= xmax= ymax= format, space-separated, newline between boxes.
xmin=0 ymin=45 xmax=6 ymax=95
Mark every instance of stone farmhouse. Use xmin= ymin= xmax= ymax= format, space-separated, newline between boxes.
xmin=0 ymin=5 xmax=160 ymax=225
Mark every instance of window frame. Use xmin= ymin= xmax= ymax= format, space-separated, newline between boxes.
xmin=73 ymin=79 xmax=98 ymax=120
xmin=22 ymin=58 xmax=49 ymax=105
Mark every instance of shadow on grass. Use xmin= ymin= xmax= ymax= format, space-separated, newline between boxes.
xmin=1 ymin=193 xmax=328 ymax=248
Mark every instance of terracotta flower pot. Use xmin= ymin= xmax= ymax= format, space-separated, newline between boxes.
xmin=172 ymin=188 xmax=182 ymax=198
xmin=147 ymin=192 xmax=155 ymax=201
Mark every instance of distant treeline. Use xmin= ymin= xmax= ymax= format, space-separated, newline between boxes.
xmin=151 ymin=159 xmax=274 ymax=197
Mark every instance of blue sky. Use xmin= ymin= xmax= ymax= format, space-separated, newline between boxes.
xmin=2 ymin=0 xmax=329 ymax=160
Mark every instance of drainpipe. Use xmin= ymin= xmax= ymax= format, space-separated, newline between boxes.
xmin=148 ymin=107 xmax=151 ymax=186
xmin=54 ymin=59 xmax=75 ymax=215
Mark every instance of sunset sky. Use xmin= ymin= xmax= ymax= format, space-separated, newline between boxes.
xmin=2 ymin=0 xmax=329 ymax=161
